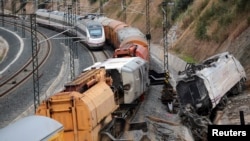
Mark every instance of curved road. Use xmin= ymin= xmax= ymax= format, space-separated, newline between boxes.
xmin=0 ymin=24 xmax=93 ymax=128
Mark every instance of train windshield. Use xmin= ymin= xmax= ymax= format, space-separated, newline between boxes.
xmin=88 ymin=27 xmax=102 ymax=38
xmin=176 ymin=76 xmax=208 ymax=108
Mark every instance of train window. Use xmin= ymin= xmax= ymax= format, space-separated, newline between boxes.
xmin=89 ymin=28 xmax=102 ymax=38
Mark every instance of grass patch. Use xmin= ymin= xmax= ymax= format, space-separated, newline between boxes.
xmin=194 ymin=0 xmax=240 ymax=42
xmin=172 ymin=48 xmax=197 ymax=63
xmin=181 ymin=54 xmax=197 ymax=63
xmin=195 ymin=20 xmax=208 ymax=40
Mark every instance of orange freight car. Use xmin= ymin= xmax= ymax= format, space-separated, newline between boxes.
xmin=107 ymin=20 xmax=128 ymax=49
xmin=36 ymin=69 xmax=119 ymax=141
xmin=93 ymin=17 xmax=115 ymax=44
xmin=93 ymin=16 xmax=149 ymax=61
xmin=117 ymin=27 xmax=149 ymax=61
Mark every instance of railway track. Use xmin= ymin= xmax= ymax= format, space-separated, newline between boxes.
xmin=0 ymin=19 xmax=51 ymax=98
xmin=90 ymin=48 xmax=111 ymax=63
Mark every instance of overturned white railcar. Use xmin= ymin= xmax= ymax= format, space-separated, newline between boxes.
xmin=176 ymin=52 xmax=246 ymax=115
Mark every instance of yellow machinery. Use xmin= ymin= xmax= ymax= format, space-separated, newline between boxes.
xmin=36 ymin=69 xmax=119 ymax=141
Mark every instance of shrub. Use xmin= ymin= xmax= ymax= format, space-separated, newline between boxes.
xmin=218 ymin=14 xmax=232 ymax=26
xmin=195 ymin=20 xmax=208 ymax=40
xmin=171 ymin=0 xmax=194 ymax=20
xmin=88 ymin=0 xmax=97 ymax=4
xmin=236 ymin=0 xmax=250 ymax=12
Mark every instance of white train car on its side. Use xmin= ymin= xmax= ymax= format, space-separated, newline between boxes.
xmin=35 ymin=9 xmax=105 ymax=49
xmin=176 ymin=52 xmax=247 ymax=115
xmin=84 ymin=57 xmax=150 ymax=104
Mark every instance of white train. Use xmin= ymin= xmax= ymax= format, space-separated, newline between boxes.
xmin=35 ymin=9 xmax=105 ymax=49
xmin=83 ymin=57 xmax=150 ymax=104
xmin=176 ymin=52 xmax=247 ymax=115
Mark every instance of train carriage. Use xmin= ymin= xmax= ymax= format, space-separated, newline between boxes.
xmin=106 ymin=20 xmax=128 ymax=49
xmin=92 ymin=15 xmax=149 ymax=61
xmin=93 ymin=16 xmax=115 ymax=44
xmin=176 ymin=52 xmax=247 ymax=115
xmin=117 ymin=27 xmax=149 ymax=61
xmin=35 ymin=9 xmax=105 ymax=49
xmin=84 ymin=57 xmax=150 ymax=104
xmin=77 ymin=19 xmax=105 ymax=48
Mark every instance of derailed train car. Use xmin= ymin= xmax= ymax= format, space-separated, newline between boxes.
xmin=84 ymin=57 xmax=150 ymax=104
xmin=176 ymin=52 xmax=247 ymax=116
xmin=36 ymin=57 xmax=150 ymax=141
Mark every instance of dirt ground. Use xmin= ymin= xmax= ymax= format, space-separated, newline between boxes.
xmin=219 ymin=89 xmax=250 ymax=125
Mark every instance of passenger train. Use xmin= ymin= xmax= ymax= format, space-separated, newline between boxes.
xmin=35 ymin=9 xmax=105 ymax=49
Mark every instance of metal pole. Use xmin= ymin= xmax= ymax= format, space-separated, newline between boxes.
xmin=161 ymin=1 xmax=168 ymax=72
xmin=68 ymin=5 xmax=75 ymax=80
xmin=1 ymin=0 xmax=4 ymax=27
xmin=34 ymin=0 xmax=37 ymax=13
xmin=51 ymin=0 xmax=53 ymax=11
xmin=146 ymin=0 xmax=151 ymax=63
xmin=57 ymin=0 xmax=59 ymax=11
xmin=99 ymin=0 xmax=103 ymax=14
xmin=64 ymin=0 xmax=66 ymax=7
xmin=161 ymin=1 xmax=174 ymax=72
xmin=240 ymin=111 xmax=245 ymax=125
xmin=12 ymin=1 xmax=17 ymax=31
xmin=122 ymin=0 xmax=126 ymax=23
xmin=63 ymin=7 xmax=68 ymax=45
xmin=22 ymin=8 xmax=26 ymax=38
xmin=77 ymin=0 xmax=80 ymax=15
xmin=74 ymin=42 xmax=79 ymax=59
xmin=30 ymin=14 xmax=40 ymax=112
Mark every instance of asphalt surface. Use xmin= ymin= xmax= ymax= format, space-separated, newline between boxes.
xmin=0 ymin=25 xmax=93 ymax=128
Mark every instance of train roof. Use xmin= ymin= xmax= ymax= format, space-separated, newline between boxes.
xmin=36 ymin=9 xmax=48 ymax=12
xmin=177 ymin=51 xmax=246 ymax=81
xmin=118 ymin=27 xmax=145 ymax=42
xmin=0 ymin=115 xmax=63 ymax=141
xmin=79 ymin=19 xmax=103 ymax=28
xmin=93 ymin=16 xmax=115 ymax=26
xmin=83 ymin=57 xmax=147 ymax=73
